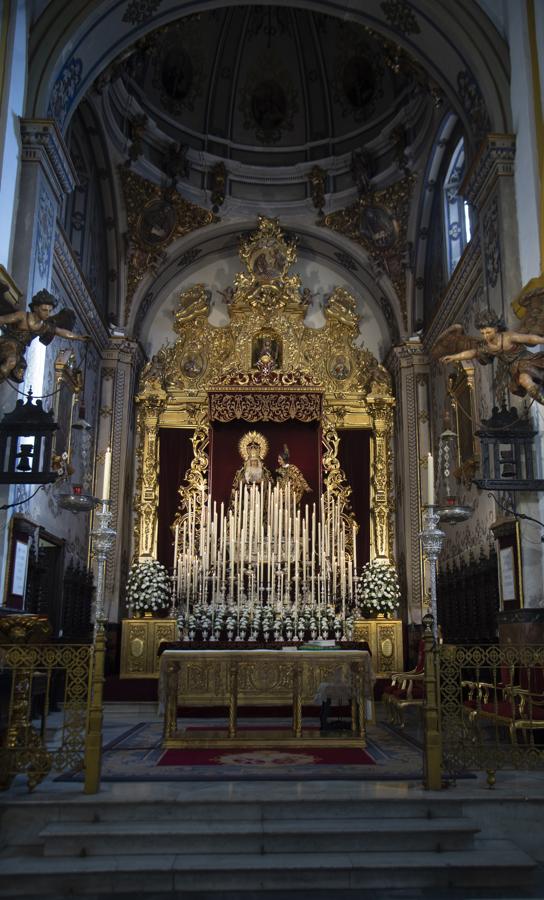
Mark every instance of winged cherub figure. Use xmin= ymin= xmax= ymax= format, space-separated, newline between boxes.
xmin=434 ymin=309 xmax=544 ymax=404
xmin=0 ymin=289 xmax=89 ymax=383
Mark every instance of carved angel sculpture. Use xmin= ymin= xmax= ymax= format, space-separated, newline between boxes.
xmin=0 ymin=289 xmax=88 ymax=383
xmin=511 ymin=285 xmax=544 ymax=335
xmin=433 ymin=309 xmax=544 ymax=404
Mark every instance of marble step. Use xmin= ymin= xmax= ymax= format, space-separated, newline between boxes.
xmin=1 ymin=797 xmax=470 ymax=825
xmin=0 ymin=842 xmax=535 ymax=897
xmin=40 ymin=816 xmax=481 ymax=856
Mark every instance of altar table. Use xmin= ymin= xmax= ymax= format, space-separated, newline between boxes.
xmin=159 ymin=648 xmax=374 ymax=749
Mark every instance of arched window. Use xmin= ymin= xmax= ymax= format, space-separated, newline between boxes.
xmin=443 ymin=138 xmax=472 ymax=275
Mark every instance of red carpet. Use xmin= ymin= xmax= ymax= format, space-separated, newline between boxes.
xmin=158 ymin=746 xmax=375 ymax=767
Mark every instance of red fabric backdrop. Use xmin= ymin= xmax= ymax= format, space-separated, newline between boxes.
xmin=210 ymin=419 xmax=322 ymax=510
xmin=157 ymin=424 xmax=370 ymax=570
xmin=158 ymin=428 xmax=194 ymax=569
xmin=338 ymin=428 xmax=371 ymax=568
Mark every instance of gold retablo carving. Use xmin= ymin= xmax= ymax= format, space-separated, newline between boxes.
xmin=134 ymin=217 xmax=395 ymax=562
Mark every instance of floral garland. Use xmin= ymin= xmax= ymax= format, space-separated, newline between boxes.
xmin=355 ymin=560 xmax=401 ymax=618
xmin=126 ymin=560 xmax=172 ymax=615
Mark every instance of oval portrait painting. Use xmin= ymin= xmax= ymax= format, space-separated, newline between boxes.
xmin=359 ymin=205 xmax=398 ymax=250
xmin=138 ymin=199 xmax=177 ymax=247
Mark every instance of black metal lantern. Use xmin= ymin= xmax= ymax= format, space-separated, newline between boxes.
xmin=0 ymin=390 xmax=58 ymax=484
xmin=473 ymin=404 xmax=544 ymax=491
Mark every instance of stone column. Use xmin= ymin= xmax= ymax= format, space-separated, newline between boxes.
xmin=94 ymin=337 xmax=145 ymax=621
xmin=388 ymin=341 xmax=432 ymax=624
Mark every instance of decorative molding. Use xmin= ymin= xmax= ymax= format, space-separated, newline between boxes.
xmin=122 ymin=0 xmax=163 ymax=25
xmin=380 ymin=0 xmax=420 ymax=35
xmin=457 ymin=70 xmax=491 ymax=147
xmin=47 ymin=57 xmax=84 ymax=130
xmin=483 ymin=195 xmax=501 ymax=289
xmin=461 ymin=134 xmax=516 ymax=210
xmin=423 ymin=235 xmax=482 ymax=350
xmin=209 ymin=389 xmax=322 ymax=423
xmin=53 ymin=226 xmax=109 ymax=349
xmin=20 ymin=119 xmax=78 ymax=196
xmin=35 ymin=186 xmax=55 ymax=281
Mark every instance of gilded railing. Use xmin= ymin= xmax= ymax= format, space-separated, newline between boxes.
xmin=421 ymin=629 xmax=544 ymax=788
xmin=0 ymin=634 xmax=105 ymax=793
xmin=439 ymin=643 xmax=544 ymax=785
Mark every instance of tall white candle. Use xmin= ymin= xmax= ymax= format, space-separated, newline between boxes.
xmin=173 ymin=523 xmax=179 ymax=568
xmin=102 ymin=446 xmax=112 ymax=501
xmin=427 ymin=452 xmax=435 ymax=506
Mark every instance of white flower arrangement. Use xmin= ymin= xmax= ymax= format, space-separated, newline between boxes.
xmin=355 ymin=560 xmax=401 ymax=618
xmin=126 ymin=560 xmax=172 ymax=615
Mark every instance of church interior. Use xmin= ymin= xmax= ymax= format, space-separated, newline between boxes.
xmin=1 ymin=1 xmax=544 ymax=897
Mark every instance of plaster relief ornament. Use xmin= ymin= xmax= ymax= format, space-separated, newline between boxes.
xmin=433 ymin=309 xmax=544 ymax=405
xmin=0 ymin=290 xmax=88 ymax=384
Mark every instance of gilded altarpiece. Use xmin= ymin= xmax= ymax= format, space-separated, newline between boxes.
xmin=134 ymin=217 xmax=395 ymax=566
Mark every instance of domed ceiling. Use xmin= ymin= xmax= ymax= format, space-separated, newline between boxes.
xmin=114 ymin=7 xmax=433 ymax=170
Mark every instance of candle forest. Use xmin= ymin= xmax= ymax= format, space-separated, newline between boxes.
xmin=174 ymin=482 xmax=358 ymax=623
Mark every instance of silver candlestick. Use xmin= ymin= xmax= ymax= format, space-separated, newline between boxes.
xmin=91 ymin=500 xmax=117 ymax=628
xmin=419 ymin=505 xmax=445 ymax=641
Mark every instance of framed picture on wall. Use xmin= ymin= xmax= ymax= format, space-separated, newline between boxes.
xmin=492 ymin=517 xmax=524 ymax=611
xmin=2 ymin=515 xmax=36 ymax=611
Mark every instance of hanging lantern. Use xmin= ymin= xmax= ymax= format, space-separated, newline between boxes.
xmin=0 ymin=390 xmax=58 ymax=484
xmin=474 ymin=404 xmax=544 ymax=491
xmin=56 ymin=404 xmax=99 ymax=512
xmin=435 ymin=416 xmax=472 ymax=524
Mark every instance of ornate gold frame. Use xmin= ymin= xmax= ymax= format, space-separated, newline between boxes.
xmin=134 ymin=218 xmax=395 ymax=562
xmin=448 ymin=363 xmax=479 ymax=486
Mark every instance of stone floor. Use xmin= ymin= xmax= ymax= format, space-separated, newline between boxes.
xmin=2 ymin=703 xmax=544 ymax=899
